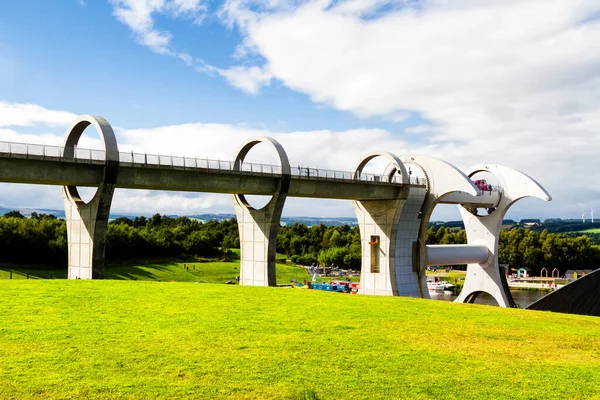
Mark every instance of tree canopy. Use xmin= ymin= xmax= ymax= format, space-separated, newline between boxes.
xmin=0 ymin=212 xmax=598 ymax=275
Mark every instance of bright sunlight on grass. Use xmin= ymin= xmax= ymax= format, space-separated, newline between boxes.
xmin=1 ymin=281 xmax=599 ymax=399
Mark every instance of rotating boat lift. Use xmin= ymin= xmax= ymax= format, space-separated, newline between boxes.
xmin=353 ymin=153 xmax=551 ymax=305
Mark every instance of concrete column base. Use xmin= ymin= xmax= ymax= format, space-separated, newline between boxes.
xmin=64 ymin=188 xmax=113 ymax=279
xmin=233 ymin=200 xmax=281 ymax=286
xmin=352 ymin=151 xmax=427 ymax=297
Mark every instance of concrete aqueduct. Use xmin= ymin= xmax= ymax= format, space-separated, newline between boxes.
xmin=0 ymin=115 xmax=552 ymax=307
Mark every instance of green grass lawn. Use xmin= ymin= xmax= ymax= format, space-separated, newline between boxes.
xmin=580 ymin=228 xmax=600 ymax=233
xmin=1 ymin=281 xmax=599 ymax=399
xmin=0 ymin=260 xmax=311 ymax=286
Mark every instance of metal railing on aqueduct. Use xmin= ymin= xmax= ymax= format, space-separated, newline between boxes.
xmin=0 ymin=141 xmax=421 ymax=185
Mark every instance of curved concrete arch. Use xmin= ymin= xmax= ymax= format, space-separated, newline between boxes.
xmin=231 ymin=136 xmax=291 ymax=287
xmin=233 ymin=136 xmax=291 ymax=175
xmin=405 ymin=155 xmax=478 ymax=199
xmin=456 ymin=164 xmax=551 ymax=307
xmin=63 ymin=115 xmax=119 ymax=205
xmin=462 ymin=290 xmax=501 ymax=306
xmin=352 ymin=150 xmax=419 ymax=296
xmin=61 ymin=115 xmax=119 ymax=280
xmin=400 ymin=154 xmax=480 ymax=298
xmin=232 ymin=136 xmax=291 ymax=212
xmin=354 ymin=151 xmax=408 ymax=185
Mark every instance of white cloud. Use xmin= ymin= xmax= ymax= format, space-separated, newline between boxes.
xmin=0 ymin=102 xmax=77 ymax=128
xmin=9 ymin=1 xmax=600 ymax=220
xmin=0 ymin=91 xmax=597 ymax=219
xmin=111 ymin=0 xmax=207 ymax=54
xmin=0 ymin=128 xmax=63 ymax=146
xmin=218 ymin=65 xmax=272 ymax=94
xmin=110 ymin=0 xmax=275 ymax=93
xmin=225 ymin=0 xmax=600 ymax=117
xmin=212 ymin=0 xmax=600 ymax=215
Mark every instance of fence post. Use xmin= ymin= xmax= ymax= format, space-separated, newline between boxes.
xmin=9 ymin=271 xmax=12 ymax=279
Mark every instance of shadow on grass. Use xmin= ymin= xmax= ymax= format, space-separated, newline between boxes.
xmin=0 ymin=261 xmax=185 ymax=281
xmin=0 ymin=267 xmax=67 ymax=280
xmin=105 ymin=262 xmax=182 ymax=281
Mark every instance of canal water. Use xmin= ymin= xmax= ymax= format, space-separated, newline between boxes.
xmin=429 ymin=289 xmax=548 ymax=308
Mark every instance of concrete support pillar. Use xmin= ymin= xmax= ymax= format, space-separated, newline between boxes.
xmin=62 ymin=116 xmax=119 ymax=279
xmin=353 ymin=152 xmax=421 ymax=296
xmin=392 ymin=186 xmax=427 ymax=296
xmin=455 ymin=165 xmax=551 ymax=307
xmin=232 ymin=137 xmax=290 ymax=286
xmin=400 ymin=155 xmax=479 ymax=298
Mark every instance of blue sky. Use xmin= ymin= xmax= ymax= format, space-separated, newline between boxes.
xmin=1 ymin=0 xmax=599 ymax=220
xmin=0 ymin=0 xmax=422 ymax=133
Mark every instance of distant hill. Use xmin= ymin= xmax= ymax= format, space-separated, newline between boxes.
xmin=188 ymin=213 xmax=359 ymax=227
xmin=0 ymin=206 xmax=66 ymax=218
xmin=1 ymin=206 xmax=581 ymax=231
xmin=0 ymin=207 xmax=358 ymax=227
xmin=529 ymin=220 xmax=600 ymax=233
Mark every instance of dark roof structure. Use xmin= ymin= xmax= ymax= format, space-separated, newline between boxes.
xmin=527 ymin=268 xmax=600 ymax=317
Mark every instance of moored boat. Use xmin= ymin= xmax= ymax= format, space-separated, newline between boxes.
xmin=427 ymin=279 xmax=455 ymax=291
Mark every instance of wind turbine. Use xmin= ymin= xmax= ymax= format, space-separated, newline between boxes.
xmin=582 ymin=211 xmax=585 ymax=223
xmin=592 ymin=208 xmax=595 ymax=224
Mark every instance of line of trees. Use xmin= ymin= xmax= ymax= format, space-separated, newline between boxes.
xmin=0 ymin=211 xmax=599 ymax=275
xmin=277 ymin=223 xmax=361 ymax=269
xmin=106 ymin=215 xmax=238 ymax=260
xmin=0 ymin=212 xmax=239 ymax=266
xmin=0 ymin=211 xmax=66 ymax=266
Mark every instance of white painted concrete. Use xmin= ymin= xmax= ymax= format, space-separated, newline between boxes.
xmin=455 ymin=164 xmax=551 ymax=306
xmin=426 ymin=244 xmax=489 ymax=266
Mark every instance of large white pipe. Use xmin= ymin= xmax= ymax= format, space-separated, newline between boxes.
xmin=439 ymin=189 xmax=501 ymax=208
xmin=426 ymin=244 xmax=489 ymax=266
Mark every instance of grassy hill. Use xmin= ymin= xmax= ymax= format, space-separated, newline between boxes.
xmin=1 ymin=281 xmax=599 ymax=399
xmin=0 ymin=258 xmax=313 ymax=285
xmin=580 ymin=228 xmax=600 ymax=234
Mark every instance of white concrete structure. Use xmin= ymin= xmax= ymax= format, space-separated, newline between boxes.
xmin=232 ymin=137 xmax=291 ymax=286
xmin=399 ymin=155 xmax=479 ymax=297
xmin=426 ymin=244 xmax=489 ymax=266
xmin=454 ymin=165 xmax=552 ymax=306
xmin=62 ymin=116 xmax=119 ymax=279
xmin=0 ymin=114 xmax=553 ymax=303
xmin=353 ymin=154 xmax=551 ymax=307
xmin=352 ymin=152 xmax=411 ymax=296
